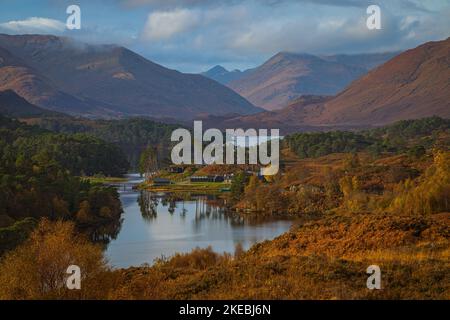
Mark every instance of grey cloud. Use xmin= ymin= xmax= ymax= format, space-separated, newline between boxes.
xmin=120 ymin=0 xmax=366 ymax=9
xmin=119 ymin=0 xmax=433 ymax=11
xmin=133 ymin=1 xmax=450 ymax=72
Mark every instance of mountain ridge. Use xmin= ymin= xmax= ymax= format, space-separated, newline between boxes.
xmin=201 ymin=65 xmax=248 ymax=85
xmin=0 ymin=34 xmax=261 ymax=120
xmin=215 ymin=38 xmax=450 ymax=133
xmin=227 ymin=51 xmax=398 ymax=110
xmin=0 ymin=89 xmax=62 ymax=117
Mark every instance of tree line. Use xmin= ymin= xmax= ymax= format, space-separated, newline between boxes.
xmin=285 ymin=116 xmax=450 ymax=159
xmin=0 ymin=116 xmax=127 ymax=255
xmin=34 ymin=117 xmax=180 ymax=170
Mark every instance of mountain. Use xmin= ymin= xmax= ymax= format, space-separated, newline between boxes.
xmin=320 ymin=52 xmax=399 ymax=70
xmin=305 ymin=37 xmax=450 ymax=126
xmin=222 ymin=38 xmax=450 ymax=133
xmin=201 ymin=65 xmax=247 ymax=85
xmin=200 ymin=95 xmax=337 ymax=134
xmin=0 ymin=46 xmax=98 ymax=116
xmin=0 ymin=89 xmax=59 ymax=117
xmin=0 ymin=34 xmax=261 ymax=119
xmin=228 ymin=52 xmax=397 ymax=111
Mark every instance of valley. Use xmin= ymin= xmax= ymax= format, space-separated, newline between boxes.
xmin=0 ymin=32 xmax=448 ymax=301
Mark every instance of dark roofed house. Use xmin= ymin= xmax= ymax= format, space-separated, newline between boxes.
xmin=152 ymin=178 xmax=172 ymax=186
xmin=213 ymin=175 xmax=225 ymax=182
xmin=190 ymin=175 xmax=224 ymax=183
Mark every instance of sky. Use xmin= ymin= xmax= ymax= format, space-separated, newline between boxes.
xmin=0 ymin=0 xmax=449 ymax=72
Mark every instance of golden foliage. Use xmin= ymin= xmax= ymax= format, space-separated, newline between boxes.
xmin=0 ymin=219 xmax=115 ymax=299
xmin=1 ymin=213 xmax=448 ymax=300
xmin=339 ymin=176 xmax=368 ymax=212
xmin=110 ymin=213 xmax=449 ymax=300
xmin=1 ymin=151 xmax=449 ymax=300
xmin=389 ymin=151 xmax=450 ymax=215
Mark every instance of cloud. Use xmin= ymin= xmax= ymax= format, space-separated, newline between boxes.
xmin=122 ymin=0 xmax=358 ymax=7
xmin=1 ymin=1 xmax=444 ymax=73
xmin=142 ymin=8 xmax=201 ymax=40
xmin=225 ymin=10 xmax=405 ymax=55
xmin=132 ymin=0 xmax=450 ymax=72
xmin=123 ymin=0 xmax=211 ymax=6
xmin=120 ymin=0 xmax=433 ymax=11
xmin=0 ymin=17 xmax=66 ymax=34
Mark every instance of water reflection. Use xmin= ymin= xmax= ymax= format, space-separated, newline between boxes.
xmin=105 ymin=174 xmax=292 ymax=268
xmin=138 ymin=191 xmax=159 ymax=221
xmin=139 ymin=192 xmax=271 ymax=227
xmin=86 ymin=218 xmax=123 ymax=246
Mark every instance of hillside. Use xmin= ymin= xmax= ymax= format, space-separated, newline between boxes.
xmin=0 ymin=34 xmax=261 ymax=119
xmin=0 ymin=90 xmax=59 ymax=117
xmin=228 ymin=52 xmax=396 ymax=110
xmin=308 ymin=37 xmax=450 ymax=126
xmin=224 ymin=38 xmax=450 ymax=131
xmin=0 ymin=46 xmax=98 ymax=116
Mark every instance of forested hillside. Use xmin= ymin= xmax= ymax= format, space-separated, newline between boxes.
xmin=285 ymin=117 xmax=450 ymax=159
xmin=28 ymin=117 xmax=180 ymax=169
xmin=0 ymin=116 xmax=127 ymax=255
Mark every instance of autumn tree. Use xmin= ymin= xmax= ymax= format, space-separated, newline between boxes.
xmin=389 ymin=151 xmax=450 ymax=215
xmin=343 ymin=153 xmax=361 ymax=171
xmin=0 ymin=219 xmax=115 ymax=299
xmin=339 ymin=175 xmax=368 ymax=212
xmin=243 ymin=175 xmax=260 ymax=209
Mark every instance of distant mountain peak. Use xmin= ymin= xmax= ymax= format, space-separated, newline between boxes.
xmin=228 ymin=50 xmax=399 ymax=110
xmin=208 ymin=65 xmax=229 ymax=73
xmin=202 ymin=65 xmax=245 ymax=85
xmin=224 ymin=37 xmax=450 ymax=131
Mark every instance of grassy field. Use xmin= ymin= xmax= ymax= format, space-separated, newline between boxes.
xmin=145 ymin=181 xmax=230 ymax=193
xmin=81 ymin=176 xmax=129 ymax=184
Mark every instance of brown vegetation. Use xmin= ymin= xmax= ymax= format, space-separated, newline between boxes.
xmin=0 ymin=130 xmax=448 ymax=300
xmin=3 ymin=212 xmax=446 ymax=299
xmin=0 ymin=151 xmax=448 ymax=300
xmin=0 ymin=219 xmax=115 ymax=299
